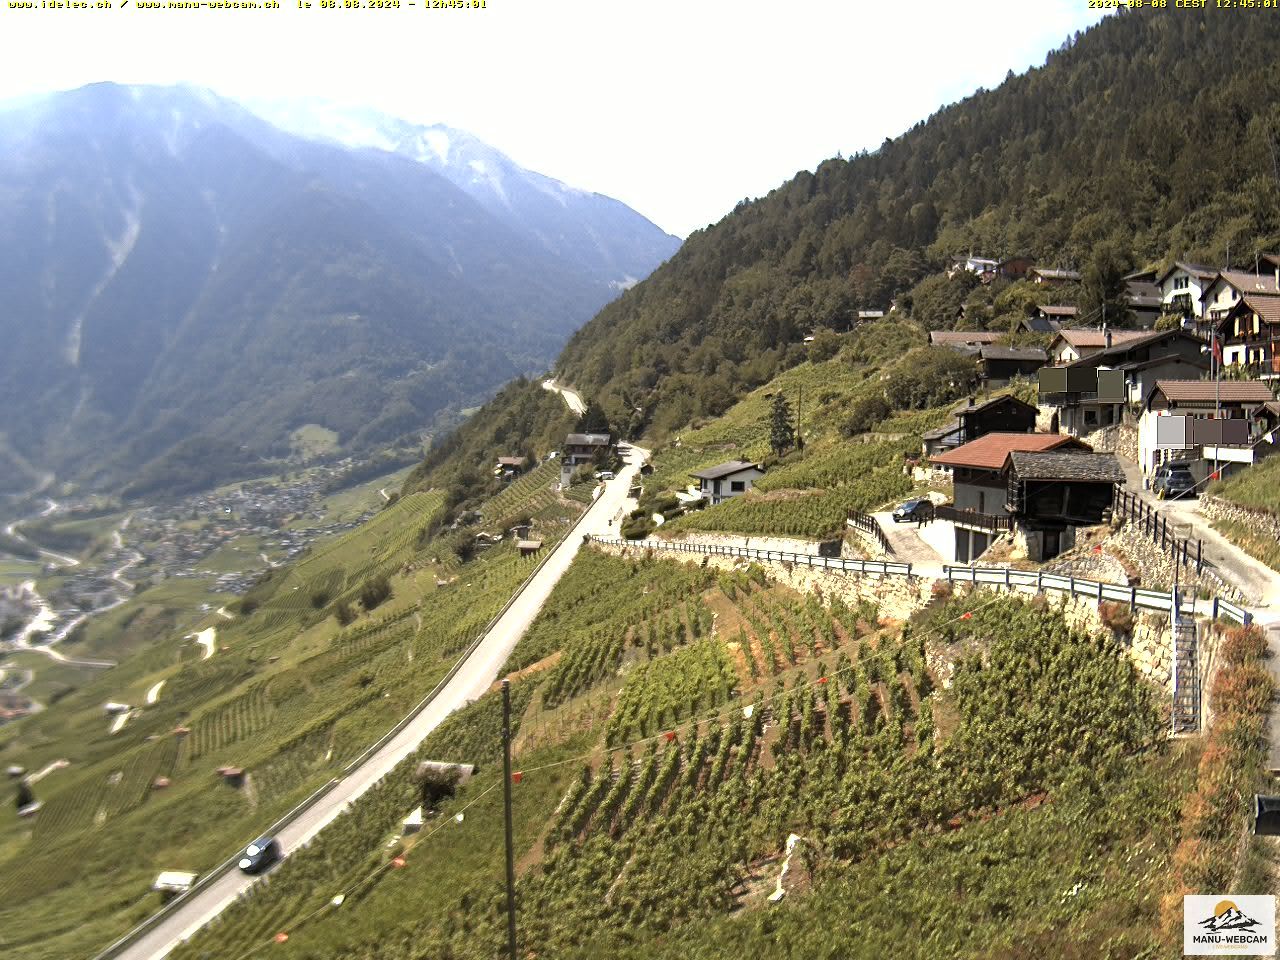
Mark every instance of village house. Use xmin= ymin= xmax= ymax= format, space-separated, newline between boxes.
xmin=1214 ymin=293 xmax=1280 ymax=376
xmin=690 ymin=461 xmax=764 ymax=506
xmin=948 ymin=255 xmax=998 ymax=279
xmin=1047 ymin=329 xmax=1149 ymax=365
xmin=1126 ymin=280 xmax=1165 ymax=328
xmin=1003 ymin=450 xmax=1126 ymax=561
xmin=920 ymin=393 xmax=1038 ymax=458
xmin=562 ymin=432 xmax=612 ymax=466
xmin=1039 ymin=328 xmax=1207 ymax=437
xmin=1028 ymin=267 xmax=1082 ymax=286
xmin=1137 ymin=379 xmax=1279 ymax=484
xmin=1156 ymin=261 xmax=1218 ymax=319
xmin=1200 ymin=268 xmax=1280 ymax=324
xmin=928 ymin=432 xmax=1091 ymax=563
xmin=996 ymin=256 xmax=1035 ymax=280
xmin=494 ymin=456 xmax=526 ymax=479
xmin=979 ymin=345 xmax=1046 ymax=387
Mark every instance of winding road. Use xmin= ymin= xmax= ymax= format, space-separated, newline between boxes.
xmin=542 ymin=378 xmax=586 ymax=417
xmin=105 ymin=443 xmax=648 ymax=960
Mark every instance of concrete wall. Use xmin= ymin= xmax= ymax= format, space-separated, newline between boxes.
xmin=1201 ymin=494 xmax=1280 ymax=545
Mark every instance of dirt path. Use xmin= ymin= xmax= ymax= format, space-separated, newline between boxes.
xmin=542 ymin=378 xmax=587 ymax=417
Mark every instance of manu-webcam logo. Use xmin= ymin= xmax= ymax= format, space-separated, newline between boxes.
xmin=1184 ymin=895 xmax=1276 ymax=956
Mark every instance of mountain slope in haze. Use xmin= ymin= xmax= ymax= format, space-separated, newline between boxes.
xmin=245 ymin=97 xmax=679 ymax=289
xmin=0 ymin=83 xmax=679 ymax=497
xmin=547 ymin=10 xmax=1280 ymax=441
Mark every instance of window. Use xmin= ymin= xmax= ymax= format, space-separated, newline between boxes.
xmin=730 ymin=480 xmax=746 ymax=493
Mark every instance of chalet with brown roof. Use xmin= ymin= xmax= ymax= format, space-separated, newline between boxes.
xmin=929 ymin=432 xmax=1092 ymax=562
xmin=1212 ymin=293 xmax=1280 ymax=376
xmin=1201 ymin=269 xmax=1280 ymax=323
xmin=1048 ymin=329 xmax=1148 ymax=365
xmin=1039 ymin=328 xmax=1208 ymax=437
xmin=921 ymin=394 xmax=1038 ymax=458
xmin=979 ymin=345 xmax=1046 ymax=387
xmin=1138 ymin=379 xmax=1278 ymax=482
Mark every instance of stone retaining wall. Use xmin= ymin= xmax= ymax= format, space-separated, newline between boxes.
xmin=1201 ymin=495 xmax=1280 ymax=543
xmin=1080 ymin=420 xmax=1139 ymax=462
xmin=591 ymin=540 xmax=1208 ymax=699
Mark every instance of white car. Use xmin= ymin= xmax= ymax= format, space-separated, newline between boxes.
xmin=595 ymin=471 xmax=615 ymax=481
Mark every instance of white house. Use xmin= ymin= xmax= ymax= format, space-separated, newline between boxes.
xmin=948 ymin=255 xmax=997 ymax=278
xmin=1156 ymin=261 xmax=1218 ymax=319
xmin=1200 ymin=269 xmax=1280 ymax=324
xmin=1047 ymin=329 xmax=1149 ymax=365
xmin=690 ymin=461 xmax=764 ymax=506
xmin=1137 ymin=379 xmax=1278 ymax=483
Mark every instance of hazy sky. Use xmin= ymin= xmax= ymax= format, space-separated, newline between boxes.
xmin=0 ymin=1 xmax=1106 ymax=236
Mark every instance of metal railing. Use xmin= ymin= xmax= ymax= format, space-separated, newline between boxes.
xmin=592 ymin=536 xmax=913 ymax=577
xmin=1112 ymin=488 xmax=1204 ymax=573
xmin=589 ymin=536 xmax=1252 ymax=627
xmin=932 ymin=504 xmax=1013 ymax=531
xmin=846 ymin=510 xmax=893 ymax=554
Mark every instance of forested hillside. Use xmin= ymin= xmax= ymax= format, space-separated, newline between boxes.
xmin=551 ymin=10 xmax=1280 ymax=440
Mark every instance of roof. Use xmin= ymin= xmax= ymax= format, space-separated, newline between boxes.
xmin=1066 ymin=327 xmax=1201 ymax=369
xmin=1030 ymin=267 xmax=1082 ymax=281
xmin=930 ymin=432 xmax=1084 ymax=471
xmin=1208 ymin=270 xmax=1280 ymax=297
xmin=1155 ymin=261 xmax=1219 ymax=286
xmin=1006 ymin=451 xmax=1125 ymax=483
xmin=922 ymin=420 xmax=960 ymax=441
xmin=496 ymin=457 xmax=525 ymax=466
xmin=690 ymin=460 xmax=762 ymax=481
xmin=1150 ymin=379 xmax=1275 ymax=405
xmin=565 ymin=433 xmax=610 ymax=446
xmin=979 ymin=345 xmax=1047 ymax=362
xmin=1231 ymin=293 xmax=1280 ymax=325
xmin=1114 ymin=354 xmax=1208 ymax=374
xmin=1022 ymin=315 xmax=1060 ymax=333
xmin=954 ymin=393 xmax=1039 ymax=417
xmin=517 ymin=539 xmax=544 ymax=550
xmin=1037 ymin=305 xmax=1078 ymax=317
xmin=929 ymin=330 xmax=1002 ymax=347
xmin=1051 ymin=329 xmax=1149 ymax=350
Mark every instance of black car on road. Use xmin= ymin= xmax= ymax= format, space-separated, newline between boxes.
xmin=237 ymin=836 xmax=280 ymax=874
xmin=1151 ymin=462 xmax=1197 ymax=500
xmin=892 ymin=499 xmax=934 ymax=523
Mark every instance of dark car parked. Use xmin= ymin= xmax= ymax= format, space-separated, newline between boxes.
xmin=1152 ymin=462 xmax=1197 ymax=500
xmin=237 ymin=836 xmax=280 ymax=874
xmin=892 ymin=498 xmax=933 ymax=523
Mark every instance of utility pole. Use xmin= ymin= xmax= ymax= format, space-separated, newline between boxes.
xmin=501 ymin=679 xmax=518 ymax=960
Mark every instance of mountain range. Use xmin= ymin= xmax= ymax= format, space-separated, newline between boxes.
xmin=0 ymin=83 xmax=678 ymax=498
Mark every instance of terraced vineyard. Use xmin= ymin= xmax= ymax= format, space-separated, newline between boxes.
xmin=163 ymin=547 xmax=1187 ymax=960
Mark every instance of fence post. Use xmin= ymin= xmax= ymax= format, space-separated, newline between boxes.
xmin=1097 ymin=580 xmax=1103 ymax=604
xmin=1211 ymin=596 xmax=1219 ymax=621
xmin=1069 ymin=575 xmax=1075 ymax=596
xmin=1037 ymin=569 xmax=1043 ymax=592
xmin=1130 ymin=585 xmax=1136 ymax=613
xmin=1196 ymin=540 xmax=1203 ymax=574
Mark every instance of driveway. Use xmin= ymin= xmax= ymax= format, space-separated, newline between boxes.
xmin=109 ymin=447 xmax=648 ymax=960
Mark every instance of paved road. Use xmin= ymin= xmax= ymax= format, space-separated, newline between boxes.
xmin=541 ymin=378 xmax=586 ymax=417
xmin=113 ymin=447 xmax=647 ymax=960
xmin=870 ymin=511 xmax=947 ymax=566
xmin=1118 ymin=459 xmax=1280 ymax=608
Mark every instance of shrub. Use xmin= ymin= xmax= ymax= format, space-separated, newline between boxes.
xmin=360 ymin=575 xmax=392 ymax=611
xmin=1220 ymin=624 xmax=1268 ymax=665
xmin=1098 ymin=601 xmax=1135 ymax=636
xmin=334 ymin=601 xmax=356 ymax=626
xmin=840 ymin=394 xmax=892 ymax=437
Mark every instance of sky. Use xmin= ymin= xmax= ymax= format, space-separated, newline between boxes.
xmin=0 ymin=1 xmax=1107 ymax=237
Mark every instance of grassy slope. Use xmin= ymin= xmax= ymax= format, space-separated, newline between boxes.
xmin=1206 ymin=457 xmax=1280 ymax=570
xmin=0 ymin=471 xmax=586 ymax=960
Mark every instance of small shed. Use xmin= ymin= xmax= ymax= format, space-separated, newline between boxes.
xmin=402 ymin=806 xmax=425 ymax=835
xmin=153 ymin=871 xmax=198 ymax=900
xmin=518 ymin=540 xmax=544 ymax=557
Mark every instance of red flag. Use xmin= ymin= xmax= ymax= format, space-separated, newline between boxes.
xmin=274 ymin=932 xmax=290 ymax=944
xmin=663 ymin=731 xmax=676 ymax=742
xmin=511 ymin=771 xmax=523 ymax=784
xmin=392 ymin=856 xmax=407 ymax=868
xmin=1212 ymin=334 xmax=1223 ymax=366
xmin=817 ymin=677 xmax=828 ymax=685
xmin=960 ymin=612 xmax=973 ymax=620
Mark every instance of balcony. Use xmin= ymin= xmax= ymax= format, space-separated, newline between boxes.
xmin=933 ymin=504 xmax=1013 ymax=531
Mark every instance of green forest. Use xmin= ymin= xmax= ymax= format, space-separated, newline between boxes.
xmin=540 ymin=11 xmax=1280 ymax=444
